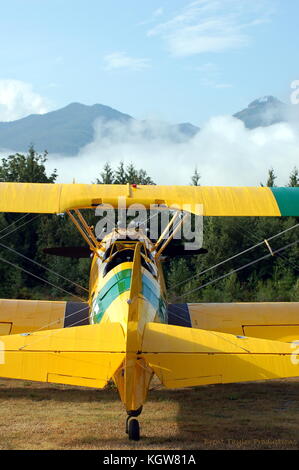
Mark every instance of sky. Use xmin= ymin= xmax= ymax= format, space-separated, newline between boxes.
xmin=0 ymin=0 xmax=298 ymax=186
xmin=0 ymin=0 xmax=298 ymax=125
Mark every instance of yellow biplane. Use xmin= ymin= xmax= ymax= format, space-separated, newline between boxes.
xmin=0 ymin=183 xmax=298 ymax=440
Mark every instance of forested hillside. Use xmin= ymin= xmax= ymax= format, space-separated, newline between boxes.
xmin=0 ymin=147 xmax=298 ymax=303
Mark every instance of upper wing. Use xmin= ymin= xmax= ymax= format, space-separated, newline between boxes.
xmin=142 ymin=322 xmax=299 ymax=388
xmin=0 ymin=183 xmax=298 ymax=216
xmin=0 ymin=299 xmax=89 ymax=335
xmin=0 ymin=322 xmax=125 ymax=388
xmin=167 ymin=302 xmax=299 ymax=342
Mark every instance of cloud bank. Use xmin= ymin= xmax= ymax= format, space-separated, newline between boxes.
xmin=0 ymin=80 xmax=49 ymax=121
xmin=45 ymin=115 xmax=299 ymax=187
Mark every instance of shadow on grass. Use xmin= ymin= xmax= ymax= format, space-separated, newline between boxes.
xmin=147 ymin=380 xmax=299 ymax=448
xmin=0 ymin=383 xmax=119 ymax=403
xmin=1 ymin=378 xmax=299 ymax=448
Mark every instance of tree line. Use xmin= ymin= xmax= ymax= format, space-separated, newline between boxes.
xmin=0 ymin=147 xmax=298 ymax=303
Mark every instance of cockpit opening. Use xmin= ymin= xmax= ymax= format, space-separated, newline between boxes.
xmin=103 ymin=242 xmax=156 ymax=278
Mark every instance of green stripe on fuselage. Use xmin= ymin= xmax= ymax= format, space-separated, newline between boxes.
xmin=98 ymin=269 xmax=132 ymax=301
xmin=271 ymin=187 xmax=299 ymax=216
xmin=92 ymin=268 xmax=167 ymax=324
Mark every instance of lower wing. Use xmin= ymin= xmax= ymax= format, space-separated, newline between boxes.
xmin=0 ymin=322 xmax=125 ymax=388
xmin=167 ymin=302 xmax=299 ymax=342
xmin=142 ymin=322 xmax=299 ymax=388
xmin=0 ymin=299 xmax=89 ymax=335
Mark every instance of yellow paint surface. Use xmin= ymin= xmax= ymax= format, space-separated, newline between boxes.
xmin=0 ymin=183 xmax=281 ymax=216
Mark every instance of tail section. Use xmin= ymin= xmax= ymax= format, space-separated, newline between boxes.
xmin=113 ymin=242 xmax=154 ymax=413
xmin=0 ymin=322 xmax=125 ymax=388
xmin=141 ymin=322 xmax=299 ymax=388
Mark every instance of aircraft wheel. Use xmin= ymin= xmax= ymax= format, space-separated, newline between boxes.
xmin=128 ymin=418 xmax=140 ymax=441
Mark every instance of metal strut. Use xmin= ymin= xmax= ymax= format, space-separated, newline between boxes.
xmin=67 ymin=209 xmax=99 ymax=252
xmin=153 ymin=210 xmax=188 ymax=259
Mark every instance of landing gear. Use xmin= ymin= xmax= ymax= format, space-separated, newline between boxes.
xmin=125 ymin=406 xmax=142 ymax=441
xmin=128 ymin=418 xmax=140 ymax=441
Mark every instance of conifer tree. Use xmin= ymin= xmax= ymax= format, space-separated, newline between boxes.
xmin=288 ymin=167 xmax=299 ymax=187
xmin=190 ymin=167 xmax=200 ymax=186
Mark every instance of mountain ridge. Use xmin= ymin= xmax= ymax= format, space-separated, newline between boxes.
xmin=0 ymin=96 xmax=297 ymax=155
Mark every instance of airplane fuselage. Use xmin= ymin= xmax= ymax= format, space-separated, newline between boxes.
xmin=87 ymin=228 xmax=168 ymax=415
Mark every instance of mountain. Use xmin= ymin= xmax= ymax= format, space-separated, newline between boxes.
xmin=172 ymin=122 xmax=199 ymax=138
xmin=0 ymin=103 xmax=133 ymax=155
xmin=0 ymin=103 xmax=200 ymax=155
xmin=233 ymin=95 xmax=298 ymax=128
xmin=0 ymin=96 xmax=297 ymax=156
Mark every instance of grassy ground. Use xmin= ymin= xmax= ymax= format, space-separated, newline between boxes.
xmin=0 ymin=377 xmax=299 ymax=450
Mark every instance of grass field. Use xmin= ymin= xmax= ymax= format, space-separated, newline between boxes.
xmin=0 ymin=377 xmax=299 ymax=450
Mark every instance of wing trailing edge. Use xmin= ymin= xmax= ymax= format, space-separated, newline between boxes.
xmin=141 ymin=322 xmax=299 ymax=388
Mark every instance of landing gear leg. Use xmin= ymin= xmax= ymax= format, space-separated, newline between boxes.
xmin=125 ymin=406 xmax=143 ymax=441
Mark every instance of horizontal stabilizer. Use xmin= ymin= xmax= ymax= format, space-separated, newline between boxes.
xmin=0 ymin=323 xmax=125 ymax=388
xmin=142 ymin=322 xmax=299 ymax=388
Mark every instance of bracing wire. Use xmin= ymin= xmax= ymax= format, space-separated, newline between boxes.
xmin=0 ymin=212 xmax=91 ymax=295
xmin=16 ymin=289 xmax=132 ymax=350
xmin=170 ymin=222 xmax=299 ymax=291
xmin=0 ymin=213 xmax=30 ymax=236
xmin=0 ymin=255 xmax=85 ymax=302
xmin=176 ymin=240 xmax=298 ymax=300
xmin=0 ymin=214 xmax=41 ymax=241
xmin=0 ymin=241 xmax=88 ymax=293
xmin=1 ymin=206 xmax=298 ymax=347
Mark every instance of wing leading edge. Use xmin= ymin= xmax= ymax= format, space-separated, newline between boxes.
xmin=1 ymin=183 xmax=299 ymax=216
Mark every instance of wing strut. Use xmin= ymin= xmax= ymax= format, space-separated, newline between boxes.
xmin=67 ymin=209 xmax=99 ymax=251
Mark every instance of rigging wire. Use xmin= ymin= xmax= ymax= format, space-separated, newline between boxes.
xmin=0 ymin=212 xmax=90 ymax=294
xmin=275 ymin=252 xmax=299 ymax=273
xmin=176 ymin=240 xmax=298 ymax=300
xmin=0 ymin=214 xmax=41 ymax=241
xmin=0 ymin=242 xmax=89 ymax=293
xmin=15 ymin=302 xmax=89 ymax=336
xmin=0 ymin=213 xmax=30 ymax=236
xmin=170 ymin=222 xmax=299 ymax=291
xmin=232 ymin=220 xmax=299 ymax=274
xmin=1 ymin=208 xmax=298 ymax=338
xmin=16 ymin=291 xmax=131 ymax=350
xmin=0 ymin=254 xmax=86 ymax=302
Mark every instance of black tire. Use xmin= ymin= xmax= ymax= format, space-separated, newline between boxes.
xmin=128 ymin=418 xmax=140 ymax=441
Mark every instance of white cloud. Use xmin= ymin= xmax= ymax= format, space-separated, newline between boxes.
xmin=44 ymin=114 xmax=299 ymax=188
xmin=103 ymin=52 xmax=151 ymax=71
xmin=0 ymin=80 xmax=49 ymax=122
xmin=147 ymin=0 xmax=273 ymax=57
